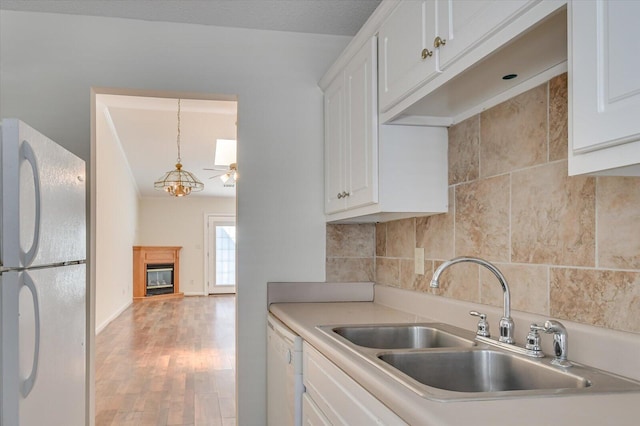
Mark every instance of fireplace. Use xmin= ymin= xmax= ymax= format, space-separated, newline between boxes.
xmin=133 ymin=246 xmax=183 ymax=301
xmin=146 ymin=263 xmax=174 ymax=296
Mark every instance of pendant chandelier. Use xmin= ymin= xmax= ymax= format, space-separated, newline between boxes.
xmin=154 ymin=99 xmax=204 ymax=197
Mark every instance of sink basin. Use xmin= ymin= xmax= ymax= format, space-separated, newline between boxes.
xmin=325 ymin=323 xmax=476 ymax=349
xmin=378 ymin=349 xmax=590 ymax=393
xmin=318 ymin=321 xmax=640 ymax=401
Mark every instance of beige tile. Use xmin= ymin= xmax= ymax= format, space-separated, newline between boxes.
xmin=551 ymin=268 xmax=640 ymax=333
xmin=399 ymin=259 xmax=433 ymax=292
xmin=399 ymin=259 xmax=416 ymax=291
xmin=480 ymin=263 xmax=548 ymax=315
xmin=376 ymin=257 xmax=400 ymax=287
xmin=326 ymin=224 xmax=375 ymax=257
xmin=455 ymin=175 xmax=510 ymax=262
xmin=416 ymin=187 xmax=455 ymax=260
xmin=549 ymin=73 xmax=568 ymax=161
xmin=418 ymin=261 xmax=435 ymax=292
xmin=512 ymin=161 xmax=595 ymax=267
xmin=480 ymin=84 xmax=547 ymax=177
xmin=376 ymin=222 xmax=387 ymax=257
xmin=431 ymin=260 xmax=480 ymax=303
xmin=597 ymin=176 xmax=640 ymax=269
xmin=449 ymin=115 xmax=480 ymax=185
xmin=386 ymin=219 xmax=415 ymax=258
xmin=326 ymin=257 xmax=374 ymax=282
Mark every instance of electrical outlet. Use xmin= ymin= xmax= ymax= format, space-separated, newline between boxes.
xmin=414 ymin=248 xmax=425 ymax=275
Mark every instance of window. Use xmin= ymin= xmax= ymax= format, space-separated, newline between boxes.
xmin=215 ymin=225 xmax=236 ymax=286
xmin=206 ymin=215 xmax=236 ymax=294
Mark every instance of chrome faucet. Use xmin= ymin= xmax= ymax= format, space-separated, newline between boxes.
xmin=431 ymin=257 xmax=515 ymax=344
xmin=532 ymin=320 xmax=572 ymax=367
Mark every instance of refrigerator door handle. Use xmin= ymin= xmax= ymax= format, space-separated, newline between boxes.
xmin=20 ymin=272 xmax=41 ymax=398
xmin=20 ymin=141 xmax=42 ymax=267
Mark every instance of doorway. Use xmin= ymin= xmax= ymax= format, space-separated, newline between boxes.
xmin=205 ymin=214 xmax=237 ymax=294
xmin=91 ymin=87 xmax=239 ymax=423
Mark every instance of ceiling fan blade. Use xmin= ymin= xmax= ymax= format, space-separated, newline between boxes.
xmin=208 ymin=172 xmax=227 ymax=178
xmin=203 ymin=166 xmax=230 ymax=171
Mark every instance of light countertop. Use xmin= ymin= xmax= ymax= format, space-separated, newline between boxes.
xmin=269 ymin=299 xmax=640 ymax=425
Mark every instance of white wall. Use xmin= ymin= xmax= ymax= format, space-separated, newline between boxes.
xmin=137 ymin=196 xmax=236 ymax=295
xmin=95 ymin=104 xmax=139 ymax=333
xmin=0 ymin=10 xmax=349 ymax=425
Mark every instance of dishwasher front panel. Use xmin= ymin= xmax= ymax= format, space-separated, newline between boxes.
xmin=267 ymin=314 xmax=303 ymax=426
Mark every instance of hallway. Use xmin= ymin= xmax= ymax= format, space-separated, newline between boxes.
xmin=95 ymin=296 xmax=236 ymax=426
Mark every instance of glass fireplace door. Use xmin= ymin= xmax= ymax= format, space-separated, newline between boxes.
xmin=146 ymin=264 xmax=174 ymax=296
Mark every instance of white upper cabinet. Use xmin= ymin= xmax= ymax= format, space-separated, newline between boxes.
xmin=324 ymin=75 xmax=347 ymax=214
xmin=436 ymin=0 xmax=537 ymax=70
xmin=569 ymin=0 xmax=640 ymax=175
xmin=323 ymin=34 xmax=448 ymax=223
xmin=324 ymin=37 xmax=378 ymax=215
xmin=378 ymin=1 xmax=439 ymax=112
xmin=378 ymin=0 xmax=566 ymax=124
xmin=344 ymin=36 xmax=379 ymax=211
xmin=379 ymin=0 xmax=539 ymax=113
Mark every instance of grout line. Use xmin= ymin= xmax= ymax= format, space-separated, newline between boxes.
xmin=546 ymin=265 xmax=551 ymax=316
xmin=477 ymin=114 xmax=482 ymax=180
xmin=594 ymin=177 xmax=599 ymax=269
xmin=509 ymin=172 xmax=512 ymax=264
xmin=547 ymin=80 xmax=550 ymax=163
xmin=452 ymin=185 xmax=456 ymax=258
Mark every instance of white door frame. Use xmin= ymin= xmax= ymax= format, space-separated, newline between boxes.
xmin=204 ymin=213 xmax=236 ymax=294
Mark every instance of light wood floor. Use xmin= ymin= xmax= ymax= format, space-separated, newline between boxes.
xmin=95 ymin=296 xmax=236 ymax=426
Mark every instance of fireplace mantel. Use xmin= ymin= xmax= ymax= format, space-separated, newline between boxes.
xmin=133 ymin=246 xmax=183 ymax=301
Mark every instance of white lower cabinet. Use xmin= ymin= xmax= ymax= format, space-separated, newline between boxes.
xmin=302 ymin=393 xmax=331 ymax=426
xmin=302 ymin=342 xmax=407 ymax=425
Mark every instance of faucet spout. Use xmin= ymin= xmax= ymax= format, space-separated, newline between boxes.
xmin=431 ymin=257 xmax=515 ymax=344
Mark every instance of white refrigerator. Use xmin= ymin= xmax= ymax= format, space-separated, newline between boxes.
xmin=1 ymin=119 xmax=86 ymax=425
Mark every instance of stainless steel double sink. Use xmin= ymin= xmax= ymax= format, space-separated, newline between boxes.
xmin=317 ymin=323 xmax=640 ymax=401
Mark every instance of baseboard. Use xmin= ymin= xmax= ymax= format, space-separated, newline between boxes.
xmin=183 ymin=291 xmax=207 ymax=296
xmin=96 ymin=299 xmax=132 ymax=335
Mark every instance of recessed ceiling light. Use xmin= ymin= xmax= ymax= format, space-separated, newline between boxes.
xmin=502 ymin=74 xmax=518 ymax=80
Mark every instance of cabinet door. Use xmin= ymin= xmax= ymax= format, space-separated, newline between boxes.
xmin=303 ymin=342 xmax=407 ymax=425
xmin=345 ymin=36 xmax=378 ymax=210
xmin=435 ymin=0 xmax=536 ymax=70
xmin=378 ymin=0 xmax=439 ymax=112
xmin=324 ymin=74 xmax=347 ymax=214
xmin=570 ymin=0 xmax=640 ymax=169
xmin=302 ymin=393 xmax=331 ymax=426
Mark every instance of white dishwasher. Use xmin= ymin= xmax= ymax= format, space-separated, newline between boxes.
xmin=267 ymin=314 xmax=303 ymax=426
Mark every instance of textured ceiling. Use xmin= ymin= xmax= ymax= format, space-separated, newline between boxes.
xmin=0 ymin=0 xmax=382 ymax=36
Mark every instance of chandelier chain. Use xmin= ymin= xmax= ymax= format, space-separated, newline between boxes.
xmin=176 ymin=98 xmax=181 ymax=163
xmin=153 ymin=97 xmax=204 ymax=196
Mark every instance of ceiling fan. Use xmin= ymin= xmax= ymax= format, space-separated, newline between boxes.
xmin=205 ymin=139 xmax=237 ymax=187
xmin=204 ymin=162 xmax=238 ymax=187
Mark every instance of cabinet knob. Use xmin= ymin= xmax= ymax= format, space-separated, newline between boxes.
xmin=434 ymin=36 xmax=447 ymax=48
xmin=421 ymin=48 xmax=433 ymax=59
xmin=342 ymin=191 xmax=350 ymax=198
xmin=337 ymin=192 xmax=343 ymax=199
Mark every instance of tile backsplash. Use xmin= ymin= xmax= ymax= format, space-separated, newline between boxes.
xmin=326 ymin=73 xmax=640 ymax=334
